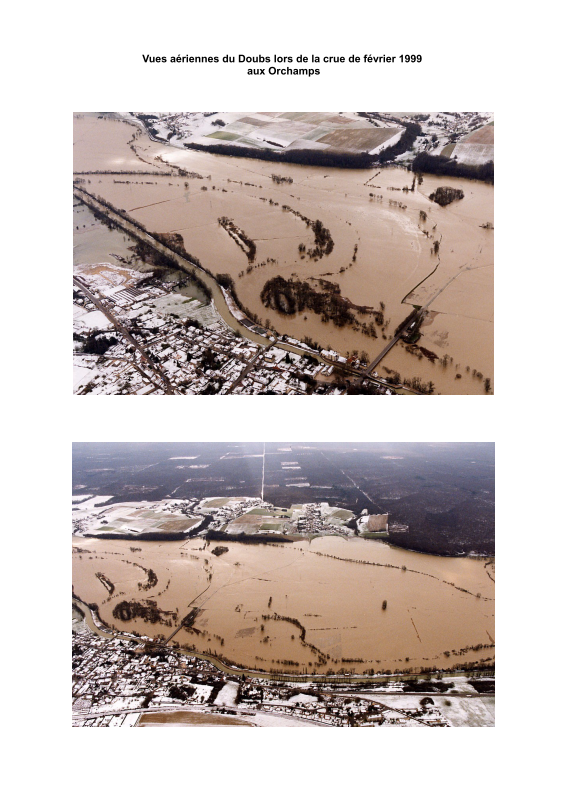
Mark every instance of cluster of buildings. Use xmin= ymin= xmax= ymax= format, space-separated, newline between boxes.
xmin=293 ymin=503 xmax=352 ymax=536
xmin=73 ymin=496 xmax=361 ymax=542
xmin=73 ymin=272 xmax=342 ymax=396
xmin=408 ymin=112 xmax=494 ymax=158
xmin=72 ymin=621 xmax=450 ymax=727
xmin=197 ymin=498 xmax=354 ymax=539
xmin=72 ymin=624 xmax=220 ymax=725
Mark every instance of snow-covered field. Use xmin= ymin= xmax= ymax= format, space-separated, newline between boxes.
xmin=73 ymin=495 xmax=114 ymax=511
xmin=214 ymin=680 xmax=239 ymax=707
xmin=451 ymin=142 xmax=495 ymax=165
xmin=369 ymin=129 xmax=402 ymax=155
xmin=132 ymin=112 xmax=403 ymax=155
xmin=287 ymin=693 xmax=318 ymax=705
xmin=73 ymin=359 xmax=97 ymax=392
xmin=150 ymin=292 xmax=208 ymax=319
xmin=73 ymin=306 xmax=112 ymax=332
xmin=354 ymin=685 xmax=494 ymax=727
xmin=191 ymin=684 xmax=214 ymax=704
xmin=243 ymin=711 xmax=322 ymax=727
xmin=440 ymin=695 xmax=495 ymax=727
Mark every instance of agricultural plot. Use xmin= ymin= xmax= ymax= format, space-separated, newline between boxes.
xmin=299 ymin=126 xmax=333 ymax=141
xmin=207 ymin=131 xmax=240 ymax=141
xmin=452 ymin=124 xmax=494 ymax=165
xmin=203 ymin=112 xmax=400 ymax=154
xmin=239 ymin=116 xmax=271 ymax=127
xmin=225 ymin=513 xmax=289 ymax=535
xmin=368 ymin=514 xmax=389 ymax=532
xmin=318 ymin=127 xmax=402 ymax=152
xmin=465 ymin=125 xmax=495 ymax=145
xmin=328 ymin=507 xmax=356 ymax=523
xmin=200 ymin=497 xmax=250 ymax=509
xmin=357 ymin=513 xmax=390 ymax=537
xmin=286 ymin=139 xmax=330 ymax=151
xmin=81 ymin=502 xmax=201 ymax=536
xmin=281 ymin=112 xmax=341 ymax=125
xmin=220 ymin=121 xmax=257 ymax=135
xmin=247 ymin=507 xmax=292 ymax=517
xmin=441 ymin=143 xmax=456 ymax=158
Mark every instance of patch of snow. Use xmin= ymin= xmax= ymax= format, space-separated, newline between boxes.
xmin=214 ymin=681 xmax=239 ymax=707
xmin=73 ymin=495 xmax=114 ymax=511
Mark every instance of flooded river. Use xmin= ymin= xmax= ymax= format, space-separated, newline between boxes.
xmin=73 ymin=200 xmax=209 ymax=304
xmin=72 ymin=535 xmax=495 ymax=675
xmin=73 ymin=115 xmax=494 ymax=394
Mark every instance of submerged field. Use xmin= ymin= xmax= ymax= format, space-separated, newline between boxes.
xmin=72 ymin=534 xmax=495 ymax=675
xmin=73 ymin=115 xmax=494 ymax=394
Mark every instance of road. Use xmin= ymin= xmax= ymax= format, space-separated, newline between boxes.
xmin=73 ymin=276 xmax=174 ymax=394
xmin=365 ymin=327 xmax=410 ymax=375
xmin=164 ymin=584 xmax=211 ymax=645
xmin=226 ymin=344 xmax=271 ymax=393
xmin=364 ymin=262 xmax=484 ymax=376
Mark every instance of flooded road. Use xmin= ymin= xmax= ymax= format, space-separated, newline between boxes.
xmin=72 ymin=535 xmax=495 ymax=675
xmin=73 ymin=115 xmax=494 ymax=394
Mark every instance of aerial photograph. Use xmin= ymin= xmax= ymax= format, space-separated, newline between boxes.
xmin=72 ymin=442 xmax=495 ymax=727
xmin=73 ymin=112 xmax=494 ymax=396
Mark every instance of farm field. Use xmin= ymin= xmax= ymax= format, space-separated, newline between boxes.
xmin=224 ymin=512 xmax=291 ymax=536
xmin=78 ymin=500 xmax=202 ymax=537
xmin=73 ymin=115 xmax=493 ymax=394
xmin=451 ymin=123 xmax=495 ymax=165
xmin=317 ymin=126 xmax=401 ymax=151
xmin=188 ymin=112 xmax=401 ymax=154
xmin=137 ymin=711 xmax=253 ymax=726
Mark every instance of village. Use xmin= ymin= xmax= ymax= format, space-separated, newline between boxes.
xmin=73 ymin=269 xmax=396 ymax=396
xmin=72 ymin=614 xmax=465 ymax=727
xmin=73 ymin=496 xmax=364 ymax=541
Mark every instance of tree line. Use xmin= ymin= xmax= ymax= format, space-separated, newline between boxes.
xmin=183 ymin=141 xmax=375 ymax=169
xmin=215 ymin=273 xmax=261 ymax=325
xmin=218 ymin=217 xmax=257 ymax=261
xmin=377 ymin=122 xmax=423 ymax=163
xmin=412 ymin=152 xmax=494 ymax=184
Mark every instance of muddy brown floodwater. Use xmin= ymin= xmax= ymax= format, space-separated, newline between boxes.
xmin=73 ymin=115 xmax=494 ymax=394
xmin=72 ymin=535 xmax=495 ymax=675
